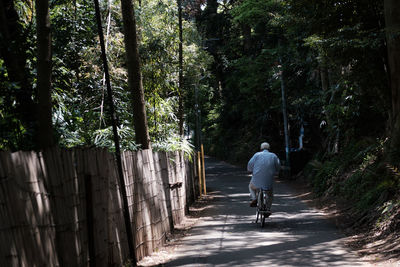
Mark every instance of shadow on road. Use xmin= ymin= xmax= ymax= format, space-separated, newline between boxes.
xmin=165 ymin=157 xmax=367 ymax=266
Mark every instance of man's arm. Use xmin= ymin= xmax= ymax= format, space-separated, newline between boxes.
xmin=247 ymin=154 xmax=256 ymax=172
xmin=274 ymin=156 xmax=281 ymax=174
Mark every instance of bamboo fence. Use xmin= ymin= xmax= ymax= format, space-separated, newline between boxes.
xmin=0 ymin=148 xmax=198 ymax=266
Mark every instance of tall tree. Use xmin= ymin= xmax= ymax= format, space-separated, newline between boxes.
xmin=36 ymin=0 xmax=54 ymax=148
xmin=384 ymin=0 xmax=400 ymax=153
xmin=120 ymin=0 xmax=150 ymax=149
xmin=93 ymin=0 xmax=137 ymax=263
xmin=178 ymin=0 xmax=184 ymax=136
xmin=0 ymin=0 xmax=36 ymax=149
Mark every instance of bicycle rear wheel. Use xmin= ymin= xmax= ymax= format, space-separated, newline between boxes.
xmin=261 ymin=212 xmax=266 ymax=227
xmin=255 ymin=210 xmax=259 ymax=223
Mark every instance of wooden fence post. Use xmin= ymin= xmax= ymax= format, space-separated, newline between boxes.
xmin=200 ymin=144 xmax=206 ymax=195
xmin=197 ymin=151 xmax=202 ymax=197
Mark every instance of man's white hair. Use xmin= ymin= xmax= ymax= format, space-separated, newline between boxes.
xmin=260 ymin=142 xmax=270 ymax=150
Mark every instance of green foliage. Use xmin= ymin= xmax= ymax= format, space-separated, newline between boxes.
xmin=93 ymin=125 xmax=141 ymax=151
xmin=0 ymin=0 xmax=209 ymax=154
xmin=1 ymin=0 xmax=397 ymax=225
xmin=153 ymin=134 xmax=194 ymax=160
xmin=203 ymin=0 xmax=388 ymax=162
xmin=231 ymin=0 xmax=283 ymax=27
xmin=304 ymin=138 xmax=399 ymax=212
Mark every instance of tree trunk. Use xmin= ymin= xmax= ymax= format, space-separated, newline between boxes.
xmin=36 ymin=0 xmax=54 ymax=149
xmin=384 ymin=0 xmax=400 ymax=152
xmin=242 ymin=24 xmax=251 ymax=54
xmin=178 ymin=0 xmax=184 ymax=136
xmin=0 ymin=0 xmax=37 ymax=148
xmin=120 ymin=0 xmax=150 ymax=149
xmin=319 ymin=59 xmax=330 ymax=151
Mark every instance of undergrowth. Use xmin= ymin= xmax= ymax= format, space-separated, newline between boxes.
xmin=304 ymin=138 xmax=400 ymax=215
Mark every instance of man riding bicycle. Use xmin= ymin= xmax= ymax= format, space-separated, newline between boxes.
xmin=247 ymin=142 xmax=281 ymax=211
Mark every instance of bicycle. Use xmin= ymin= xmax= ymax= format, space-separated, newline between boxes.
xmin=255 ymin=189 xmax=272 ymax=227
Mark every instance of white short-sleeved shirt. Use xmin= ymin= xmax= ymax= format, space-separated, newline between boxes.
xmin=247 ymin=150 xmax=281 ymax=190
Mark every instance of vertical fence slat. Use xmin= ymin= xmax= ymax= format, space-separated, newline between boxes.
xmin=75 ymin=149 xmax=90 ymax=266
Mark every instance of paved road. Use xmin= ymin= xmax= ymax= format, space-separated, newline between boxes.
xmin=165 ymin=157 xmax=369 ymax=267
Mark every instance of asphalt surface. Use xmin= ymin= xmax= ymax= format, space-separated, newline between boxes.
xmin=165 ymin=157 xmax=369 ymax=267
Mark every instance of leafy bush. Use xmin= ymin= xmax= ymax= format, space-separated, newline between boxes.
xmin=305 ymin=138 xmax=398 ymax=212
xmin=308 ymin=159 xmax=340 ymax=196
xmin=153 ymin=135 xmax=194 ymax=161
